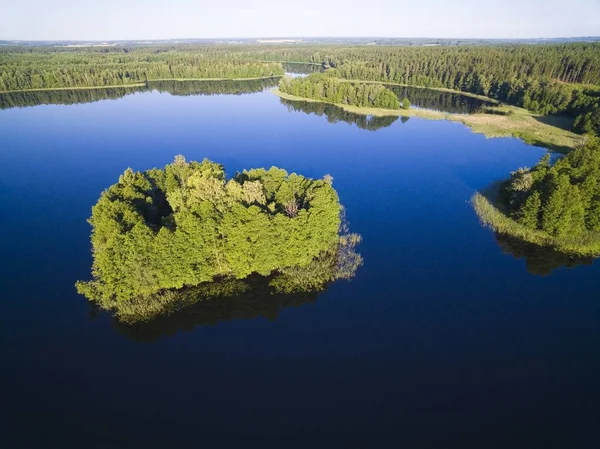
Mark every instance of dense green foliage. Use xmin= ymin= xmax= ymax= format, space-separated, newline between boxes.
xmin=503 ymin=138 xmax=600 ymax=237
xmin=77 ymin=157 xmax=361 ymax=320
xmin=279 ymin=73 xmax=401 ymax=109
xmin=0 ymin=49 xmax=282 ymax=90
xmin=474 ymin=138 xmax=600 ymax=257
xmin=2 ymin=43 xmax=600 ymax=133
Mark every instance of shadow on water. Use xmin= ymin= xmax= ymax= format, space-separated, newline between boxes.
xmin=495 ymin=233 xmax=594 ymax=276
xmin=110 ymin=274 xmax=322 ymax=343
xmin=0 ymin=78 xmax=280 ymax=109
xmin=280 ymin=98 xmax=404 ymax=131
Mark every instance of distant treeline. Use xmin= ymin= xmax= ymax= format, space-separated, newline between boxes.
xmin=279 ymin=74 xmax=403 ymax=109
xmin=0 ymin=49 xmax=283 ymax=91
xmin=2 ymin=43 xmax=600 ymax=133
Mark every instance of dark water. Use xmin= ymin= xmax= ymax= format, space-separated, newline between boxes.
xmin=1 ymin=84 xmax=599 ymax=448
xmin=390 ymin=85 xmax=494 ymax=113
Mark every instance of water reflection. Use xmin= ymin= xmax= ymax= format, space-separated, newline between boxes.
xmin=103 ymin=216 xmax=362 ymax=341
xmin=389 ymin=85 xmax=494 ymax=114
xmin=0 ymin=78 xmax=279 ymax=109
xmin=148 ymin=78 xmax=278 ymax=97
xmin=112 ymin=275 xmax=322 ymax=342
xmin=0 ymin=85 xmax=147 ymax=109
xmin=280 ymin=98 xmax=403 ymax=131
xmin=495 ymin=233 xmax=594 ymax=276
xmin=282 ymin=62 xmax=324 ymax=77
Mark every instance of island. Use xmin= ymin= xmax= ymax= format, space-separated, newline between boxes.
xmin=473 ymin=138 xmax=600 ymax=257
xmin=76 ymin=157 xmax=362 ymax=322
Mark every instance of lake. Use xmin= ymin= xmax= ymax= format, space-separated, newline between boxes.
xmin=1 ymin=82 xmax=599 ymax=448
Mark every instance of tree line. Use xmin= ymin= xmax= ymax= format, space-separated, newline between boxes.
xmin=0 ymin=49 xmax=283 ymax=91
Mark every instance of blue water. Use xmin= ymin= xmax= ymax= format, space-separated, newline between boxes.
xmin=1 ymin=88 xmax=599 ymax=448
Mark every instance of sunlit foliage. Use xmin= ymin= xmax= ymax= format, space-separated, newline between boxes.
xmin=77 ymin=157 xmax=361 ymax=320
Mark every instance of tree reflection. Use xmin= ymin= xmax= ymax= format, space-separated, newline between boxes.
xmin=104 ymin=214 xmax=362 ymax=341
xmin=0 ymin=78 xmax=279 ymax=109
xmin=280 ymin=98 xmax=401 ymax=131
xmin=148 ymin=78 xmax=278 ymax=97
xmin=389 ymin=85 xmax=493 ymax=114
xmin=495 ymin=233 xmax=594 ymax=276
xmin=112 ymin=275 xmax=320 ymax=342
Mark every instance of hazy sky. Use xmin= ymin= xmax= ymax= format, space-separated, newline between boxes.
xmin=1 ymin=0 xmax=599 ymax=41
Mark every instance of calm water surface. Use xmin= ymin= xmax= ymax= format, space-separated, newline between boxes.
xmin=1 ymin=84 xmax=599 ymax=448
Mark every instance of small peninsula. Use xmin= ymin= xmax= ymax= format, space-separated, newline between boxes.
xmin=77 ymin=157 xmax=362 ymax=322
xmin=473 ymin=138 xmax=600 ymax=257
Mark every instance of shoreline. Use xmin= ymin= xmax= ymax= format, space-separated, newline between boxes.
xmin=0 ymin=75 xmax=282 ymax=94
xmin=272 ymin=89 xmax=584 ymax=152
xmin=472 ymin=193 xmax=600 ymax=257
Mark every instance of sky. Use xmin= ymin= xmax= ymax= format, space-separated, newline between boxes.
xmin=1 ymin=0 xmax=599 ymax=41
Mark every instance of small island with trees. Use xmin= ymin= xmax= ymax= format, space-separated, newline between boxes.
xmin=76 ymin=156 xmax=362 ymax=322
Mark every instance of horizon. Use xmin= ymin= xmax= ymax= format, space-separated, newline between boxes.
xmin=3 ymin=35 xmax=600 ymax=43
xmin=2 ymin=0 xmax=599 ymax=41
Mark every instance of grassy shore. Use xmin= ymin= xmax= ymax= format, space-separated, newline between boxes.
xmin=472 ymin=193 xmax=600 ymax=257
xmin=273 ymin=89 xmax=585 ymax=152
xmin=0 ymin=75 xmax=282 ymax=95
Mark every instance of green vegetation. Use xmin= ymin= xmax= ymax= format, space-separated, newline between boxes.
xmin=473 ymin=138 xmax=600 ymax=256
xmin=76 ymin=157 xmax=362 ymax=322
xmin=279 ymin=73 xmax=402 ymax=109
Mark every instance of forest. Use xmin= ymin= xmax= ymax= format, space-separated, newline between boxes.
xmin=76 ymin=156 xmax=362 ymax=322
xmin=279 ymin=73 xmax=405 ymax=109
xmin=0 ymin=48 xmax=283 ymax=90
xmin=473 ymin=138 xmax=600 ymax=256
